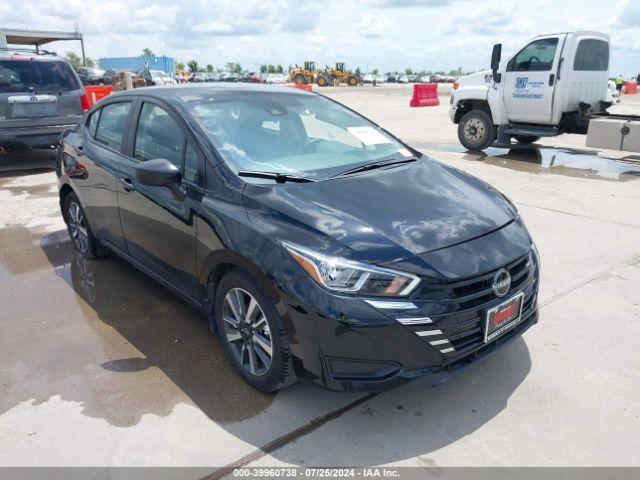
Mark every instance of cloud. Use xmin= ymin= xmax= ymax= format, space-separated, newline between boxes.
xmin=357 ymin=13 xmax=391 ymax=37
xmin=361 ymin=0 xmax=454 ymax=6
xmin=615 ymin=0 xmax=640 ymax=27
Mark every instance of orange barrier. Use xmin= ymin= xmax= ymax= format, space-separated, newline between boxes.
xmin=289 ymin=84 xmax=313 ymax=91
xmin=409 ymin=83 xmax=439 ymax=107
xmin=81 ymin=85 xmax=114 ymax=111
xmin=624 ymin=81 xmax=638 ymax=94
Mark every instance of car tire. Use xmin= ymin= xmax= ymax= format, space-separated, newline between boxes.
xmin=514 ymin=135 xmax=541 ymax=144
xmin=458 ymin=110 xmax=496 ymax=151
xmin=63 ymin=192 xmax=110 ymax=259
xmin=215 ymin=269 xmax=296 ymax=392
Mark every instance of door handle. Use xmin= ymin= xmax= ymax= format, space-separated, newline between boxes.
xmin=549 ymin=73 xmax=555 ymax=86
xmin=119 ymin=177 xmax=135 ymax=192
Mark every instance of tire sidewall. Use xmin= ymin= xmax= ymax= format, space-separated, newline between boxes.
xmin=458 ymin=110 xmax=496 ymax=151
xmin=214 ymin=270 xmax=288 ymax=392
xmin=64 ymin=192 xmax=94 ymax=257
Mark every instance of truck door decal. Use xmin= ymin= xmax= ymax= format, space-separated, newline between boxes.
xmin=513 ymin=76 xmax=544 ymax=99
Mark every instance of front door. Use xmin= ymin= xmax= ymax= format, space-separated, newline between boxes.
xmin=503 ymin=36 xmax=562 ymax=124
xmin=117 ymin=100 xmax=202 ymax=300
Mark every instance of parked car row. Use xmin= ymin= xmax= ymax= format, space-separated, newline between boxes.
xmin=362 ymin=73 xmax=457 ymax=84
xmin=187 ymin=71 xmax=289 ymax=84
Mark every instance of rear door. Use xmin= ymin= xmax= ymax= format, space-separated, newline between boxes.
xmin=116 ymin=99 xmax=202 ymax=299
xmin=553 ymin=33 xmax=609 ymax=123
xmin=0 ymin=58 xmax=83 ymax=128
xmin=503 ymin=35 xmax=563 ymax=124
xmin=73 ymin=100 xmax=132 ymax=252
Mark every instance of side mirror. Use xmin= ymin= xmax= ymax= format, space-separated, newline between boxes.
xmin=491 ymin=43 xmax=502 ymax=83
xmin=133 ymin=158 xmax=185 ymax=200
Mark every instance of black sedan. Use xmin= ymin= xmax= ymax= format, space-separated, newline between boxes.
xmin=57 ymin=84 xmax=540 ymax=392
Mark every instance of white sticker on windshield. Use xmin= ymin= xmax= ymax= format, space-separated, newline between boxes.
xmin=398 ymin=148 xmax=413 ymax=157
xmin=346 ymin=126 xmax=392 ymax=145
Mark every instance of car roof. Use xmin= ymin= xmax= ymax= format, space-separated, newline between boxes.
xmin=106 ymin=83 xmax=314 ymax=102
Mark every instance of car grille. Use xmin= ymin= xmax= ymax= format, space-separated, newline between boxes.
xmin=405 ymin=251 xmax=538 ymax=358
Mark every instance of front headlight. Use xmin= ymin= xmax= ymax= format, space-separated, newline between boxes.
xmin=284 ymin=243 xmax=421 ymax=297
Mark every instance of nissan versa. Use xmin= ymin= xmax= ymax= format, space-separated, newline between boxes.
xmin=57 ymin=84 xmax=540 ymax=392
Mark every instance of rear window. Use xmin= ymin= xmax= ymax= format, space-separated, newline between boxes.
xmin=573 ymin=39 xmax=609 ymax=71
xmin=95 ymin=102 xmax=131 ymax=152
xmin=0 ymin=59 xmax=80 ymax=93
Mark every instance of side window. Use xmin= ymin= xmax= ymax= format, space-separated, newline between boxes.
xmin=134 ymin=103 xmax=185 ymax=169
xmin=86 ymin=109 xmax=100 ymax=138
xmin=574 ymin=39 xmax=609 ymax=71
xmin=509 ymin=38 xmax=559 ymax=72
xmin=95 ymin=102 xmax=131 ymax=151
xmin=184 ymin=142 xmax=199 ymax=183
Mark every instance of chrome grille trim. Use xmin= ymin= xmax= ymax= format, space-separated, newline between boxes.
xmin=365 ymin=300 xmax=417 ymax=310
xmin=440 ymin=347 xmax=455 ymax=354
xmin=416 ymin=329 xmax=442 ymax=337
xmin=397 ymin=316 xmax=432 ymax=325
xmin=429 ymin=339 xmax=450 ymax=346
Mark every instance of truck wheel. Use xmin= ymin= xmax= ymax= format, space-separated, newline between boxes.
xmin=317 ymin=75 xmax=329 ymax=87
xmin=458 ymin=110 xmax=496 ymax=151
xmin=514 ymin=135 xmax=541 ymax=144
xmin=293 ymin=74 xmax=306 ymax=85
xmin=215 ymin=269 xmax=296 ymax=392
xmin=347 ymin=75 xmax=359 ymax=86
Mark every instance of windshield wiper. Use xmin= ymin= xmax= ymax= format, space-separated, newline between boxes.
xmin=238 ymin=170 xmax=316 ymax=183
xmin=329 ymin=157 xmax=418 ymax=179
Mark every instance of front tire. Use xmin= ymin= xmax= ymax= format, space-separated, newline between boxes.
xmin=293 ymin=74 xmax=306 ymax=85
xmin=215 ymin=269 xmax=296 ymax=392
xmin=63 ymin=192 xmax=110 ymax=259
xmin=458 ymin=110 xmax=496 ymax=151
xmin=514 ymin=135 xmax=541 ymax=144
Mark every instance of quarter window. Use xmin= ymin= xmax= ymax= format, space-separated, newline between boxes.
xmin=509 ymin=38 xmax=559 ymax=72
xmin=87 ymin=110 xmax=100 ymax=138
xmin=95 ymin=102 xmax=131 ymax=151
xmin=184 ymin=142 xmax=199 ymax=183
xmin=134 ymin=103 xmax=184 ymax=168
xmin=573 ymin=39 xmax=609 ymax=71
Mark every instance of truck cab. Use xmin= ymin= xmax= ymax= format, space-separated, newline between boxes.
xmin=450 ymin=31 xmax=610 ymax=150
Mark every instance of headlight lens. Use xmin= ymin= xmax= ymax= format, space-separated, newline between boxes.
xmin=284 ymin=243 xmax=421 ymax=297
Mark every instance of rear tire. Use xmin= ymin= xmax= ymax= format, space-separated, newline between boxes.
xmin=215 ymin=269 xmax=296 ymax=392
xmin=63 ymin=192 xmax=110 ymax=259
xmin=458 ymin=110 xmax=496 ymax=151
xmin=317 ymin=75 xmax=329 ymax=87
xmin=514 ymin=135 xmax=541 ymax=144
xmin=293 ymin=74 xmax=306 ymax=85
xmin=347 ymin=75 xmax=359 ymax=86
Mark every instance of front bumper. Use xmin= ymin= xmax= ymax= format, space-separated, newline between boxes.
xmin=279 ymin=248 xmax=540 ymax=392
xmin=449 ymin=106 xmax=458 ymax=123
xmin=0 ymin=123 xmax=79 ymax=149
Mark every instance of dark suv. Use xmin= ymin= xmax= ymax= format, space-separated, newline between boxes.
xmin=57 ymin=84 xmax=540 ymax=392
xmin=0 ymin=50 xmax=84 ymax=150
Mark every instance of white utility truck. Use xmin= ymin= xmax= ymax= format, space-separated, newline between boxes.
xmin=450 ymin=31 xmax=640 ymax=152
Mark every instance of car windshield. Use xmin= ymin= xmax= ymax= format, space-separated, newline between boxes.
xmin=183 ymin=90 xmax=414 ymax=179
xmin=0 ymin=59 xmax=80 ymax=93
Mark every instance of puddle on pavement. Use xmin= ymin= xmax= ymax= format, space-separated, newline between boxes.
xmin=0 ymin=225 xmax=274 ymax=426
xmin=418 ymin=143 xmax=640 ymax=182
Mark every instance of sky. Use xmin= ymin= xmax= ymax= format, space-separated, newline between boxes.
xmin=1 ymin=0 xmax=639 ymax=76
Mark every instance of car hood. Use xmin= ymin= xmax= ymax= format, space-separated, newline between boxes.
xmin=244 ymin=159 xmax=516 ymax=263
xmin=458 ymin=70 xmax=492 ymax=87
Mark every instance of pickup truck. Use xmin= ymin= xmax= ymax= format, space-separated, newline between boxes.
xmin=449 ymin=31 xmax=640 ymax=152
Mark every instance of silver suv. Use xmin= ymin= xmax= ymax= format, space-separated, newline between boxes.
xmin=0 ymin=49 xmax=84 ymax=150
